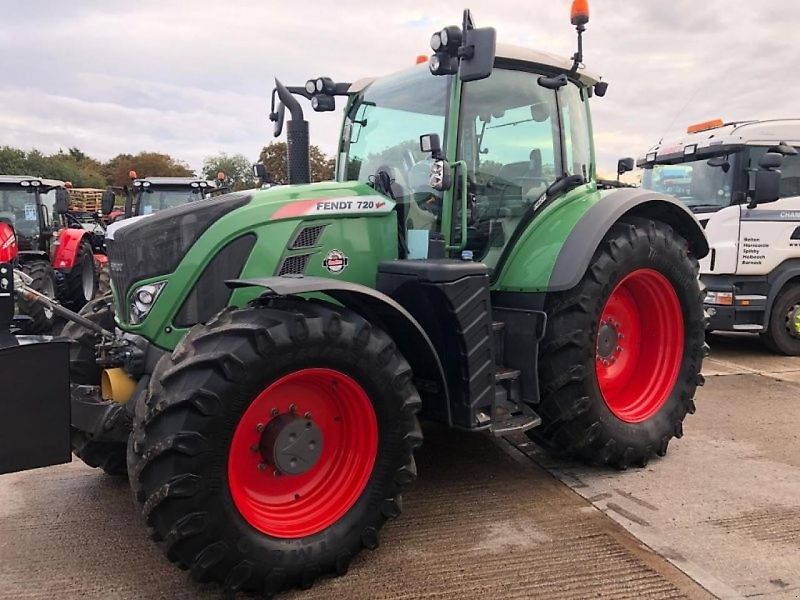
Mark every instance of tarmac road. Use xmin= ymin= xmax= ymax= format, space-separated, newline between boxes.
xmin=0 ymin=332 xmax=797 ymax=599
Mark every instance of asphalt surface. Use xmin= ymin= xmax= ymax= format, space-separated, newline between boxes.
xmin=0 ymin=333 xmax=797 ymax=599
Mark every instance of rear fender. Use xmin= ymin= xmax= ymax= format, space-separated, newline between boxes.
xmin=53 ymin=228 xmax=89 ymax=270
xmin=0 ymin=222 xmax=17 ymax=262
xmin=228 ymin=276 xmax=451 ymax=424
xmin=549 ymin=189 xmax=709 ymax=292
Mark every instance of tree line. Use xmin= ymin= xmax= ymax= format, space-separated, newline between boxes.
xmin=0 ymin=143 xmax=336 ymax=192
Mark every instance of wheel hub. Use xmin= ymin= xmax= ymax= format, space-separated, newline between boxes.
xmin=786 ymin=304 xmax=800 ymax=338
xmin=259 ymin=413 xmax=323 ymax=476
xmin=596 ymin=319 xmax=621 ymax=361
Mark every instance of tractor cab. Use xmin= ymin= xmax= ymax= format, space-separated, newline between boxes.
xmin=638 ymin=119 xmax=800 ymax=225
xmin=125 ymin=175 xmax=225 ymax=219
xmin=0 ymin=175 xmax=63 ymax=254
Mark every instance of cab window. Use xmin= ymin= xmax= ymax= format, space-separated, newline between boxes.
xmin=560 ymin=84 xmax=593 ymax=181
xmin=748 ymin=147 xmax=800 ymax=198
xmin=458 ymin=68 xmax=561 ymax=268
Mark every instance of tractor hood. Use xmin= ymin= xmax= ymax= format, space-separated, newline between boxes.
xmin=107 ymin=180 xmax=396 ymax=336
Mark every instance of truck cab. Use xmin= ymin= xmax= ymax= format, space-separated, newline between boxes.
xmin=639 ymin=119 xmax=800 ymax=353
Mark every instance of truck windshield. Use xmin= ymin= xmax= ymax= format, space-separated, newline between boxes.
xmin=138 ymin=188 xmax=202 ymax=215
xmin=0 ymin=188 xmax=40 ymax=236
xmin=642 ymin=159 xmax=733 ymax=210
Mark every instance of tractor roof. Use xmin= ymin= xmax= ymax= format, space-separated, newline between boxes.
xmin=638 ymin=119 xmax=800 ymax=167
xmin=134 ymin=176 xmax=217 ymax=188
xmin=0 ymin=175 xmax=65 ymax=189
xmin=349 ymin=43 xmax=601 ymax=93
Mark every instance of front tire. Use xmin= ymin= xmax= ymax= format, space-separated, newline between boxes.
xmin=530 ymin=217 xmax=706 ymax=469
xmin=760 ymin=283 xmax=800 ymax=355
xmin=128 ymin=300 xmax=422 ymax=597
xmin=17 ymin=260 xmax=57 ymax=333
xmin=61 ymin=240 xmax=96 ymax=310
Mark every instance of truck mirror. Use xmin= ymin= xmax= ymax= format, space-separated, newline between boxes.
xmin=458 ymin=26 xmax=496 ymax=82
xmin=769 ymin=141 xmax=798 ymax=156
xmin=751 ymin=152 xmax=783 ymax=206
xmin=758 ymin=152 xmax=783 ymax=170
xmin=101 ymin=188 xmax=115 ymax=215
xmin=707 ymin=156 xmax=730 ymax=172
xmin=54 ymin=189 xmax=70 ymax=215
xmin=271 ymin=102 xmax=286 ymax=138
xmin=617 ymin=157 xmax=635 ymax=176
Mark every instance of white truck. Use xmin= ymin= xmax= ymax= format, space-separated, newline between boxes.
xmin=638 ymin=119 xmax=800 ymax=354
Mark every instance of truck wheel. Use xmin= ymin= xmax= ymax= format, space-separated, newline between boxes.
xmin=61 ymin=240 xmax=96 ymax=310
xmin=761 ymin=283 xmax=800 ymax=355
xmin=17 ymin=260 xmax=57 ymax=333
xmin=61 ymin=294 xmax=115 ymax=385
xmin=531 ymin=217 xmax=706 ymax=469
xmin=128 ymin=300 xmax=422 ymax=596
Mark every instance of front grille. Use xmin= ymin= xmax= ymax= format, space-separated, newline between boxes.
xmin=290 ymin=225 xmax=325 ymax=249
xmin=277 ymin=254 xmax=310 ymax=276
xmin=108 ymin=192 xmax=251 ymax=318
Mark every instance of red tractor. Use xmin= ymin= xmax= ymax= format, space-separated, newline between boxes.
xmin=0 ymin=175 xmax=102 ymax=331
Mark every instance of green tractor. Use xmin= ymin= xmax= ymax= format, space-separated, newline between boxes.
xmin=6 ymin=4 xmax=708 ymax=597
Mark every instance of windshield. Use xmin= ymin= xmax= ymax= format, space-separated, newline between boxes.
xmin=138 ymin=187 xmax=202 ymax=215
xmin=642 ymin=159 xmax=733 ymax=210
xmin=0 ymin=187 xmax=41 ymax=236
xmin=340 ymin=67 xmax=449 ymax=201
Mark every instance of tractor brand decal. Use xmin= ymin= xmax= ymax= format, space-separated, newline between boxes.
xmin=271 ymin=195 xmax=395 ymax=220
xmin=323 ymin=249 xmax=348 ymax=274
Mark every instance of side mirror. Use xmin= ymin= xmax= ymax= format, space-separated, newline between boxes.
xmin=419 ymin=133 xmax=450 ymax=191
xmin=271 ymin=101 xmax=286 ymax=138
xmin=54 ymin=189 xmax=70 ymax=215
xmin=253 ymin=163 xmax=269 ymax=182
xmin=617 ymin=157 xmax=635 ymax=176
xmin=458 ymin=26 xmax=496 ymax=82
xmin=769 ymin=141 xmax=798 ymax=156
xmin=419 ymin=133 xmax=442 ymax=158
xmin=429 ymin=11 xmax=496 ymax=82
xmin=751 ymin=152 xmax=783 ymax=207
xmin=101 ymin=188 xmax=115 ymax=215
xmin=707 ymin=156 xmax=730 ymax=173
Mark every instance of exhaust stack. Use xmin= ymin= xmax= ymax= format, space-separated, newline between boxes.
xmin=275 ymin=79 xmax=310 ymax=185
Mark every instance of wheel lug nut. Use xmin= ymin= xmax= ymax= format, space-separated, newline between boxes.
xmin=616 ymin=346 xmax=623 ymax=353
xmin=273 ymin=469 xmax=281 ymax=477
xmin=289 ymin=403 xmax=297 ymax=414
xmin=256 ymin=423 xmax=265 ymax=433
xmin=304 ymin=411 xmax=312 ymax=419
xmin=257 ymin=463 xmax=267 ymax=471
xmin=271 ymin=408 xmax=279 ymax=417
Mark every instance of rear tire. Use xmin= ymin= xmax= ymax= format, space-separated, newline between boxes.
xmin=61 ymin=240 xmax=96 ymax=310
xmin=128 ymin=300 xmax=422 ymax=597
xmin=530 ymin=217 xmax=706 ymax=469
xmin=760 ymin=283 xmax=800 ymax=355
xmin=17 ymin=260 xmax=57 ymax=333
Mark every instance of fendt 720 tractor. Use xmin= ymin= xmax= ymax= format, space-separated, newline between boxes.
xmin=639 ymin=119 xmax=800 ymax=354
xmin=2 ymin=4 xmax=709 ymax=597
xmin=0 ymin=176 xmax=101 ymax=331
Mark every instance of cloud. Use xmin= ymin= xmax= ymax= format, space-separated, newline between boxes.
xmin=2 ymin=0 xmax=799 ymax=174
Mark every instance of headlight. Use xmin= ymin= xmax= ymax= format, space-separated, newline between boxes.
xmin=130 ymin=281 xmax=166 ymax=324
xmin=704 ymin=291 xmax=733 ymax=306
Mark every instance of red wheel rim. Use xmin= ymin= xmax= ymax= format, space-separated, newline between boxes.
xmin=228 ymin=368 xmax=378 ymax=538
xmin=595 ymin=269 xmax=684 ymax=423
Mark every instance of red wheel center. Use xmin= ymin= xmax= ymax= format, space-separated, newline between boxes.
xmin=228 ymin=368 xmax=378 ymax=539
xmin=595 ymin=269 xmax=684 ymax=423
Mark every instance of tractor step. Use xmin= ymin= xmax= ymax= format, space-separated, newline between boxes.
xmin=495 ymin=367 xmax=521 ymax=382
xmin=490 ymin=412 xmax=542 ymax=436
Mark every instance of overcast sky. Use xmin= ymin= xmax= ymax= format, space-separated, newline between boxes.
xmin=3 ymin=1 xmax=799 ymax=176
